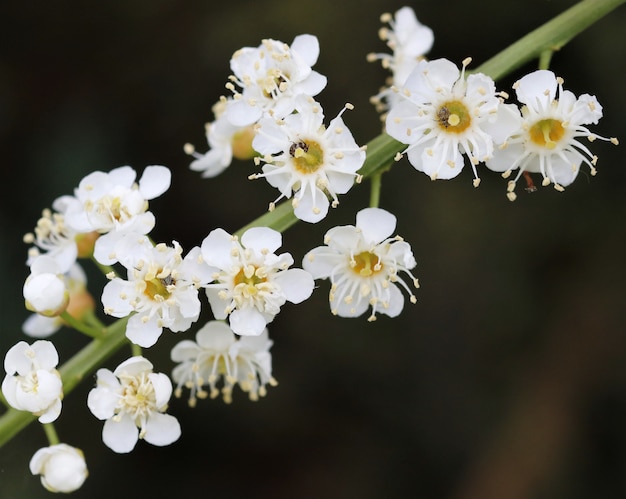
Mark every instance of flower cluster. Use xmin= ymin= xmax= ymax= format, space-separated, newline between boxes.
xmin=2 ymin=4 xmax=619 ymax=494
xmin=375 ymin=7 xmax=617 ymax=197
xmin=186 ymin=34 xmax=366 ymax=223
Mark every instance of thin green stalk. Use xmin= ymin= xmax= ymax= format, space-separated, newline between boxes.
xmin=60 ymin=311 xmax=105 ymax=339
xmin=43 ymin=423 xmax=60 ymax=446
xmin=538 ymin=49 xmax=555 ymax=71
xmin=369 ymin=173 xmax=383 ymax=208
xmin=474 ymin=0 xmax=626 ymax=79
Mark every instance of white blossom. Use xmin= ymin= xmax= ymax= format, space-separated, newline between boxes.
xmin=1 ymin=340 xmax=63 ymax=423
xmin=55 ymin=165 xmax=171 ymax=264
xmin=485 ymin=69 xmax=618 ymax=200
xmin=224 ymin=34 xmax=327 ymax=126
xmin=171 ymin=320 xmax=277 ymax=405
xmin=87 ymin=356 xmax=181 ymax=454
xmin=30 ymin=444 xmax=88 ymax=493
xmin=251 ymin=95 xmax=366 ymax=223
xmin=368 ymin=6 xmax=434 ymax=113
xmin=101 ymin=236 xmax=211 ymax=348
xmin=185 ymin=98 xmax=257 ymax=178
xmin=385 ymin=57 xmax=516 ymax=185
xmin=201 ymin=226 xmax=314 ymax=336
xmin=303 ymin=207 xmax=419 ymax=321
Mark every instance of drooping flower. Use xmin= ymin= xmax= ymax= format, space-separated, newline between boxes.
xmin=368 ymin=6 xmax=434 ymax=114
xmin=200 ymin=226 xmax=314 ymax=336
xmin=385 ymin=57 xmax=517 ymax=185
xmin=87 ymin=356 xmax=181 ymax=454
xmin=101 ymin=236 xmax=212 ymax=348
xmin=1 ymin=340 xmax=63 ymax=423
xmin=171 ymin=320 xmax=277 ymax=405
xmin=251 ymin=95 xmax=366 ymax=223
xmin=303 ymin=207 xmax=419 ymax=321
xmin=223 ymin=34 xmax=327 ymax=126
xmin=23 ymin=263 xmax=94 ymax=338
xmin=30 ymin=444 xmax=88 ymax=493
xmin=23 ymin=255 xmax=69 ymax=318
xmin=485 ymin=69 xmax=619 ymax=200
xmin=54 ymin=165 xmax=171 ymax=264
xmin=184 ymin=97 xmax=258 ymax=178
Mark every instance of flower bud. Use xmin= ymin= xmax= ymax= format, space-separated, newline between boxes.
xmin=30 ymin=444 xmax=88 ymax=493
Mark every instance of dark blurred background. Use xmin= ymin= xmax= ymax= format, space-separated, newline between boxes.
xmin=0 ymin=1 xmax=625 ymax=498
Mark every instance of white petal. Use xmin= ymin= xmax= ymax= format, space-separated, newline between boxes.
xmin=241 ymin=227 xmax=282 ymax=254
xmin=195 ymin=321 xmax=236 ymax=350
xmin=102 ymin=415 xmax=139 ymax=453
xmin=229 ymin=308 xmax=267 ymax=336
xmin=113 ymin=356 xmax=153 ymax=377
xmin=356 ymin=208 xmax=397 ymax=245
xmin=143 ymin=413 xmax=181 ymax=447
xmin=290 ymin=34 xmax=320 ymax=66
xmin=201 ymin=228 xmax=236 ymax=269
xmin=273 ymin=268 xmax=314 ymax=304
xmin=515 ymin=70 xmax=557 ymax=109
xmin=138 ymin=165 xmax=171 ymax=199
xmin=148 ymin=372 xmax=173 ymax=409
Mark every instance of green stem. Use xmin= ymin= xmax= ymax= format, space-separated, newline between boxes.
xmin=474 ymin=0 xmax=626 ymax=80
xmin=538 ymin=49 xmax=555 ymax=71
xmin=369 ymin=173 xmax=383 ymax=208
xmin=43 ymin=422 xmax=60 ymax=446
xmin=0 ymin=317 xmax=129 ymax=448
xmin=60 ymin=311 xmax=105 ymax=339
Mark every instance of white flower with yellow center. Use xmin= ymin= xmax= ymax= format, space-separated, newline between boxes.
xmin=184 ymin=97 xmax=258 ymax=178
xmin=224 ymin=34 xmax=327 ymax=126
xmin=1 ymin=340 xmax=63 ymax=423
xmin=368 ymin=6 xmax=434 ymax=113
xmin=303 ymin=207 xmax=419 ymax=321
xmin=55 ymin=165 xmax=171 ymax=264
xmin=251 ymin=95 xmax=366 ymax=223
xmin=200 ymin=226 xmax=314 ymax=336
xmin=385 ymin=57 xmax=516 ymax=185
xmin=101 ymin=237 xmax=212 ymax=348
xmin=171 ymin=320 xmax=277 ymax=405
xmin=87 ymin=356 xmax=181 ymax=454
xmin=485 ymin=69 xmax=618 ymax=200
xmin=30 ymin=444 xmax=88 ymax=493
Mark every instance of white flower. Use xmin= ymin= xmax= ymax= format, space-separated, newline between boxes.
xmin=171 ymin=320 xmax=277 ymax=405
xmin=30 ymin=444 xmax=88 ymax=493
xmin=368 ymin=6 xmax=434 ymax=113
xmin=201 ymin=226 xmax=314 ymax=336
xmin=185 ymin=98 xmax=258 ymax=178
xmin=485 ymin=69 xmax=619 ymax=200
xmin=23 ymin=263 xmax=93 ymax=338
xmin=23 ymin=208 xmax=78 ymax=273
xmin=87 ymin=356 xmax=181 ymax=454
xmin=251 ymin=95 xmax=366 ymax=223
xmin=303 ymin=207 xmax=419 ymax=321
xmin=55 ymin=165 xmax=171 ymax=263
xmin=1 ymin=340 xmax=63 ymax=423
xmin=23 ymin=256 xmax=69 ymax=318
xmin=224 ymin=34 xmax=327 ymax=126
xmin=385 ymin=57 xmax=516 ymax=185
xmin=101 ymin=236 xmax=211 ymax=348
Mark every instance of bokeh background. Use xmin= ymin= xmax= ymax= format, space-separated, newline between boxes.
xmin=1 ymin=1 xmax=625 ymax=498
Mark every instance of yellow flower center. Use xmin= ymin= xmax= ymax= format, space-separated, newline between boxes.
xmin=144 ymin=275 xmax=173 ymax=301
xmin=436 ymin=100 xmax=471 ymax=133
xmin=528 ymin=118 xmax=565 ymax=149
xmin=290 ymin=140 xmax=324 ymax=174
xmin=233 ymin=266 xmax=267 ymax=296
xmin=352 ymin=252 xmax=383 ymax=277
xmin=231 ymin=126 xmax=258 ymax=160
